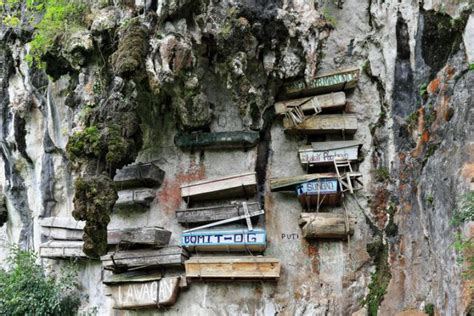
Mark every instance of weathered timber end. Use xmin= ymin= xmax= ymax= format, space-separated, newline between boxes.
xmin=299 ymin=212 xmax=356 ymax=239
xmin=283 ymin=113 xmax=358 ymax=134
xmin=181 ymin=228 xmax=266 ymax=252
xmin=176 ymin=201 xmax=260 ymax=224
xmin=107 ymin=227 xmax=171 ymax=246
xmin=274 ymin=92 xmax=346 ymax=115
xmin=114 ymin=188 xmax=156 ymax=212
xmin=114 ymin=162 xmax=165 ymax=189
xmin=175 ymin=131 xmax=260 ymax=150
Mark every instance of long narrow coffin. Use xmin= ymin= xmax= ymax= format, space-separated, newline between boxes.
xmin=181 ymin=228 xmax=266 ymax=252
xmin=39 ymin=240 xmax=88 ymax=259
xmin=296 ymin=179 xmax=342 ymax=207
xmin=270 ymin=173 xmax=338 ymax=192
xmin=299 ymin=140 xmax=362 ymax=167
xmin=274 ymin=92 xmax=346 ymax=115
xmin=185 ymin=256 xmax=280 ymax=280
xmin=282 ymin=68 xmax=359 ymax=99
xmin=114 ymin=163 xmax=165 ymax=189
xmin=40 ymin=217 xmax=84 ymax=240
xmin=108 ymin=227 xmax=171 ymax=246
xmin=181 ymin=172 xmax=257 ymax=202
xmin=176 ymin=201 xmax=260 ymax=224
xmin=283 ymin=114 xmax=358 ymax=134
xmin=175 ymin=131 xmax=260 ymax=150
xmin=101 ymin=246 xmax=189 ymax=271
xmin=114 ymin=188 xmax=155 ymax=212
xmin=299 ymin=212 xmax=356 ymax=239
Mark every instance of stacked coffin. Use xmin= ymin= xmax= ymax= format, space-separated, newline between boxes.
xmin=39 ymin=217 xmax=88 ymax=259
xmin=178 ymin=172 xmax=281 ymax=280
xmin=272 ymin=67 xmax=363 ymax=241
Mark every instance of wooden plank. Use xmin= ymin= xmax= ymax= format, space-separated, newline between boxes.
xmin=40 ymin=217 xmax=85 ymax=229
xmin=182 ymin=208 xmax=264 ymax=233
xmin=42 ymin=227 xmax=83 ymax=240
xmin=299 ymin=212 xmax=356 ymax=239
xmin=101 ymin=246 xmax=189 ymax=271
xmin=114 ymin=188 xmax=156 ymax=212
xmin=274 ymin=92 xmax=346 ymax=115
xmin=181 ymin=229 xmax=266 ymax=252
xmin=299 ymin=141 xmax=362 ymax=166
xmin=180 ymin=172 xmax=257 ymax=202
xmin=103 ymin=271 xmax=162 ymax=285
xmin=109 ymin=277 xmax=180 ymax=309
xmin=175 ymin=131 xmax=260 ymax=150
xmin=283 ymin=114 xmax=358 ymax=134
xmin=114 ymin=162 xmax=165 ymax=189
xmin=39 ymin=241 xmax=88 ymax=259
xmin=176 ymin=201 xmax=260 ymax=224
xmin=185 ymin=256 xmax=280 ymax=280
xmin=296 ymin=179 xmax=342 ymax=207
xmin=270 ymin=173 xmax=338 ymax=192
xmin=282 ymin=68 xmax=360 ymax=99
xmin=108 ymin=227 xmax=171 ymax=246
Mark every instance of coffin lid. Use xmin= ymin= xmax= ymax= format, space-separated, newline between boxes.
xmin=270 ymin=173 xmax=339 ymax=192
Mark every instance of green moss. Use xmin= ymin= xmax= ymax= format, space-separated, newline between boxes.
xmin=66 ymin=126 xmax=101 ymax=162
xmin=424 ymin=303 xmax=435 ymax=316
xmin=469 ymin=64 xmax=474 ymax=71
xmin=104 ymin=124 xmax=131 ymax=169
xmin=374 ymin=167 xmax=390 ymax=182
xmin=406 ymin=110 xmax=419 ymax=129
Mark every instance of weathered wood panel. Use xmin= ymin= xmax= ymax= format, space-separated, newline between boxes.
xmin=176 ymin=202 xmax=260 ymax=224
xmin=185 ymin=256 xmax=280 ymax=280
xmin=296 ymin=179 xmax=342 ymax=207
xmin=103 ymin=271 xmax=162 ymax=285
xmin=108 ymin=227 xmax=171 ymax=246
xmin=101 ymin=246 xmax=189 ymax=271
xmin=181 ymin=228 xmax=266 ymax=252
xmin=175 ymin=131 xmax=260 ymax=150
xmin=283 ymin=114 xmax=358 ymax=134
xmin=114 ymin=163 xmax=165 ymax=189
xmin=282 ymin=68 xmax=360 ymax=98
xmin=39 ymin=241 xmax=88 ymax=259
xmin=299 ymin=141 xmax=361 ymax=166
xmin=274 ymin=92 xmax=346 ymax=115
xmin=270 ymin=173 xmax=338 ymax=192
xmin=42 ymin=227 xmax=83 ymax=240
xmin=299 ymin=212 xmax=356 ymax=239
xmin=40 ymin=217 xmax=85 ymax=229
xmin=114 ymin=188 xmax=156 ymax=212
xmin=181 ymin=172 xmax=257 ymax=202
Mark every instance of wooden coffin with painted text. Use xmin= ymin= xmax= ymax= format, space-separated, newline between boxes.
xmin=101 ymin=246 xmax=189 ymax=272
xmin=40 ymin=217 xmax=84 ymax=240
xmin=282 ymin=68 xmax=359 ymax=99
xmin=39 ymin=240 xmax=88 ymax=259
xmin=181 ymin=228 xmax=266 ymax=252
xmin=185 ymin=256 xmax=280 ymax=280
xmin=108 ymin=227 xmax=171 ymax=246
xmin=175 ymin=131 xmax=260 ymax=150
xmin=283 ymin=114 xmax=358 ymax=134
xmin=114 ymin=188 xmax=155 ymax=212
xmin=298 ymin=140 xmax=362 ymax=167
xmin=176 ymin=201 xmax=260 ymax=224
xmin=180 ymin=172 xmax=257 ymax=203
xmin=270 ymin=173 xmax=339 ymax=192
xmin=299 ymin=212 xmax=356 ymax=239
xmin=274 ymin=92 xmax=346 ymax=116
xmin=296 ymin=179 xmax=342 ymax=207
xmin=114 ymin=162 xmax=165 ymax=189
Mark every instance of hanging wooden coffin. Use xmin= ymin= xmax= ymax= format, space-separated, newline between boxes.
xmin=39 ymin=240 xmax=88 ymax=259
xmin=283 ymin=114 xmax=358 ymax=134
xmin=274 ymin=92 xmax=346 ymax=116
xmin=299 ymin=140 xmax=362 ymax=167
xmin=176 ymin=201 xmax=260 ymax=224
xmin=114 ymin=162 xmax=165 ymax=189
xmin=185 ymin=256 xmax=281 ymax=280
xmin=299 ymin=212 xmax=356 ymax=239
xmin=101 ymin=246 xmax=189 ymax=272
xmin=180 ymin=172 xmax=257 ymax=203
xmin=270 ymin=173 xmax=339 ymax=192
xmin=40 ymin=217 xmax=84 ymax=240
xmin=175 ymin=131 xmax=260 ymax=150
xmin=296 ymin=179 xmax=342 ymax=207
xmin=108 ymin=227 xmax=171 ymax=246
xmin=114 ymin=188 xmax=156 ymax=212
xmin=181 ymin=228 xmax=266 ymax=252
xmin=282 ymin=68 xmax=359 ymax=99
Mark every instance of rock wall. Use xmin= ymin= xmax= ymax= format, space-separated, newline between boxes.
xmin=0 ymin=0 xmax=472 ymax=315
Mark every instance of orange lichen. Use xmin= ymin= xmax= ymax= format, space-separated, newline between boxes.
xmin=427 ymin=78 xmax=440 ymax=94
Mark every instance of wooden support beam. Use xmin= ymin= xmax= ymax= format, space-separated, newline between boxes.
xmin=114 ymin=162 xmax=165 ymax=189
xmin=114 ymin=188 xmax=156 ymax=212
xmin=283 ymin=114 xmax=358 ymax=134
xmin=274 ymin=92 xmax=346 ymax=115
xmin=181 ymin=228 xmax=266 ymax=252
xmin=108 ymin=227 xmax=171 ymax=246
xmin=299 ymin=212 xmax=356 ymax=239
xmin=176 ymin=201 xmax=260 ymax=224
xmin=175 ymin=131 xmax=260 ymax=150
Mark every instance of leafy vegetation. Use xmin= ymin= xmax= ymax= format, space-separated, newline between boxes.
xmin=451 ymin=192 xmax=474 ymax=226
xmin=424 ymin=303 xmax=435 ymax=316
xmin=66 ymin=126 xmax=101 ymax=162
xmin=0 ymin=246 xmax=80 ymax=315
xmin=469 ymin=63 xmax=474 ymax=71
xmin=374 ymin=167 xmax=390 ymax=182
xmin=451 ymin=192 xmax=474 ymax=279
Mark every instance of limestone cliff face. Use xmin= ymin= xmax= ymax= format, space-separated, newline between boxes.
xmin=0 ymin=0 xmax=472 ymax=315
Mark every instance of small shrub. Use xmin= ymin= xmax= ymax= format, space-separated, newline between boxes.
xmin=451 ymin=192 xmax=474 ymax=227
xmin=322 ymin=7 xmax=337 ymax=28
xmin=424 ymin=303 xmax=435 ymax=316
xmin=374 ymin=167 xmax=390 ymax=182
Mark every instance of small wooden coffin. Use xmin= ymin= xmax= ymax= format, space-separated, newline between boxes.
xmin=180 ymin=172 xmax=257 ymax=203
xmin=175 ymin=131 xmax=260 ymax=150
xmin=296 ymin=179 xmax=341 ymax=207
xmin=299 ymin=212 xmax=356 ymax=239
xmin=181 ymin=228 xmax=266 ymax=252
xmin=108 ymin=227 xmax=171 ymax=246
xmin=283 ymin=68 xmax=360 ymax=98
xmin=40 ymin=217 xmax=84 ymax=240
xmin=101 ymin=246 xmax=189 ymax=271
xmin=185 ymin=256 xmax=280 ymax=280
xmin=108 ymin=275 xmax=180 ymax=309
xmin=299 ymin=140 xmax=362 ymax=167
xmin=39 ymin=240 xmax=88 ymax=259
xmin=176 ymin=201 xmax=260 ymax=224
xmin=114 ymin=162 xmax=165 ymax=189
xmin=274 ymin=92 xmax=346 ymax=115
xmin=270 ymin=173 xmax=338 ymax=192
xmin=283 ymin=114 xmax=358 ymax=134
xmin=114 ymin=188 xmax=155 ymax=212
